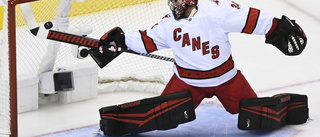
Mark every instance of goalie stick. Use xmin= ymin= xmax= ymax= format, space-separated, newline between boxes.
xmin=29 ymin=21 xmax=175 ymax=67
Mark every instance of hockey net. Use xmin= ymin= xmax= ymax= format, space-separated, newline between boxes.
xmin=0 ymin=0 xmax=173 ymax=136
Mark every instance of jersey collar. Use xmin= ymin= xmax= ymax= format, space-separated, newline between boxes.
xmin=186 ymin=8 xmax=198 ymax=21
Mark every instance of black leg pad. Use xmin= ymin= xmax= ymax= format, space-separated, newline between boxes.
xmin=238 ymin=93 xmax=308 ymax=130
xmin=99 ymin=91 xmax=195 ymax=136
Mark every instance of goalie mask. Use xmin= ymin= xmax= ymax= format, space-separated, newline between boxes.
xmin=168 ymin=0 xmax=198 ymax=20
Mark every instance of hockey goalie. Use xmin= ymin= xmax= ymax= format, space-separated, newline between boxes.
xmin=98 ymin=0 xmax=308 ymax=136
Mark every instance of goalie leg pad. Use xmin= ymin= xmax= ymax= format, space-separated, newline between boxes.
xmin=238 ymin=93 xmax=308 ymax=130
xmin=287 ymin=94 xmax=309 ymax=124
xmin=99 ymin=91 xmax=195 ymax=136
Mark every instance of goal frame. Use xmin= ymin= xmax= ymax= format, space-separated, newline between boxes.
xmin=7 ymin=0 xmax=39 ymax=137
xmin=3 ymin=0 xmax=173 ymax=136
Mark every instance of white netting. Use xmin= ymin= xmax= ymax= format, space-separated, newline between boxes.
xmin=14 ymin=0 xmax=173 ymax=92
xmin=0 ymin=2 xmax=10 ymax=136
xmin=0 ymin=0 xmax=173 ymax=135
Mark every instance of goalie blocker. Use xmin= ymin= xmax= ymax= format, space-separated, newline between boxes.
xmin=99 ymin=91 xmax=195 ymax=136
xmin=238 ymin=93 xmax=308 ymax=130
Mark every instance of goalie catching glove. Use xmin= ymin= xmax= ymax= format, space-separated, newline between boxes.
xmin=89 ymin=27 xmax=127 ymax=68
xmin=266 ymin=15 xmax=307 ymax=55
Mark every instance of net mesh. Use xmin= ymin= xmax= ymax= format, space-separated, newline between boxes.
xmin=0 ymin=0 xmax=173 ymax=135
xmin=0 ymin=2 xmax=10 ymax=136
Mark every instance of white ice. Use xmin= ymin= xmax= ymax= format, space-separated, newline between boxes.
xmin=18 ymin=0 xmax=320 ymax=136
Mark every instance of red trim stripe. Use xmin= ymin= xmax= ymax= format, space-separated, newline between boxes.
xmin=102 ymin=97 xmax=192 ymax=127
xmin=241 ymin=102 xmax=307 ymax=122
xmin=242 ymin=8 xmax=260 ymax=34
xmin=175 ymin=56 xmax=234 ymax=79
xmin=139 ymin=30 xmax=157 ymax=53
xmin=266 ymin=18 xmax=278 ymax=37
xmin=241 ymin=107 xmax=287 ymax=122
xmin=100 ymin=27 xmax=117 ymax=40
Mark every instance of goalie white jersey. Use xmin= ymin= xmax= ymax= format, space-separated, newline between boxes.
xmin=125 ymin=0 xmax=274 ymax=87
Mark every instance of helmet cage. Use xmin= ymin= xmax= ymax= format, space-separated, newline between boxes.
xmin=168 ymin=0 xmax=197 ymax=20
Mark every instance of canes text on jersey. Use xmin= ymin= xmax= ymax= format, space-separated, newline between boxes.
xmin=173 ymin=28 xmax=220 ymax=59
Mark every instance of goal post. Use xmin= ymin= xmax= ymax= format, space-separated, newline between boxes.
xmin=1 ymin=1 xmax=41 ymax=136
xmin=0 ymin=0 xmax=173 ymax=136
xmin=2 ymin=1 xmax=36 ymax=136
